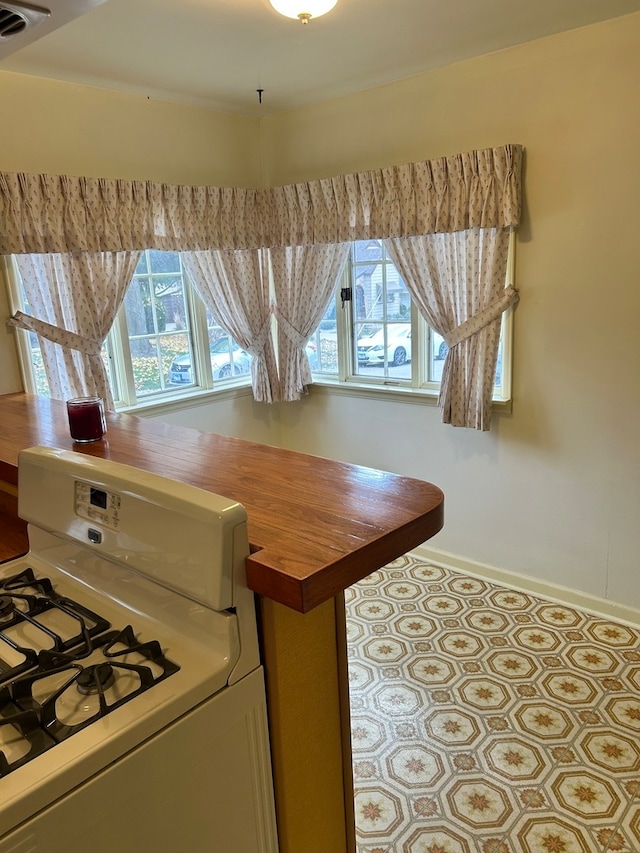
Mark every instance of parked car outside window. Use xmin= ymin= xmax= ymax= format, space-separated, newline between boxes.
xmin=169 ymin=338 xmax=251 ymax=384
xmin=357 ymin=325 xmax=412 ymax=367
xmin=433 ymin=332 xmax=449 ymax=360
xmin=170 ymin=338 xmax=319 ymax=385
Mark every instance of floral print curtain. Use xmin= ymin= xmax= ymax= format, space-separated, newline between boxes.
xmin=385 ymin=230 xmax=517 ymax=430
xmin=270 ymin=244 xmax=350 ymax=401
xmin=0 ymin=146 xmax=522 ymax=253
xmin=181 ymin=249 xmax=280 ymax=403
xmin=9 ymin=252 xmax=140 ymax=409
xmin=1 ymin=145 xmax=522 ymax=425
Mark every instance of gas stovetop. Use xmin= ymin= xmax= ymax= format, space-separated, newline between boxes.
xmin=0 ymin=567 xmax=179 ymax=777
xmin=0 ymin=446 xmax=259 ymax=835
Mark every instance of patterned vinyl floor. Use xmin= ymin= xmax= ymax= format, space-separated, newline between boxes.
xmin=345 ymin=554 xmax=640 ymax=853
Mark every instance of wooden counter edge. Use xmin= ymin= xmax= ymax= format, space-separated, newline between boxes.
xmin=247 ymin=503 xmax=444 ymax=613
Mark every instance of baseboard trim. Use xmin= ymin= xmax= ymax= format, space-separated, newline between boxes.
xmin=412 ymin=544 xmax=640 ymax=629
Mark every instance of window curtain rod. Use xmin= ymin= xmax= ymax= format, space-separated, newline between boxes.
xmin=0 ymin=145 xmax=522 ymax=255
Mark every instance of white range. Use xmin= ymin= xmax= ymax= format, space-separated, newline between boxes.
xmin=0 ymin=446 xmax=279 ymax=853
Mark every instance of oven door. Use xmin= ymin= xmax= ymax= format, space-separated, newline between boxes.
xmin=0 ymin=667 xmax=278 ymax=853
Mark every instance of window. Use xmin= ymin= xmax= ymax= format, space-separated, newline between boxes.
xmin=7 ymin=250 xmax=252 ymax=408
xmin=114 ymin=253 xmax=251 ymax=406
xmin=15 ymin=290 xmax=50 ymax=398
xmin=114 ymin=250 xmax=197 ymax=401
xmin=7 ymin=240 xmax=511 ymax=410
xmin=308 ymin=240 xmax=511 ymax=400
xmin=352 ymin=240 xmax=412 ymax=380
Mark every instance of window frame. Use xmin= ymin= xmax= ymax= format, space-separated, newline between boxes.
xmin=4 ymin=236 xmax=514 ymax=413
xmin=2 ymin=251 xmax=255 ymax=413
xmin=2 ymin=255 xmax=38 ymax=394
xmin=308 ymin=236 xmax=514 ymax=406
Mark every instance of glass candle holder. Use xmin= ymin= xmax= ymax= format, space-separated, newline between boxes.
xmin=66 ymin=397 xmax=106 ymax=443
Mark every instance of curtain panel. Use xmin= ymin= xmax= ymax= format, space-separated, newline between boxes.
xmin=385 ymin=231 xmax=516 ymax=430
xmin=180 ymin=249 xmax=280 ymax=403
xmin=9 ymin=252 xmax=140 ymax=408
xmin=0 ymin=145 xmax=522 ymax=254
xmin=270 ymin=244 xmax=350 ymax=401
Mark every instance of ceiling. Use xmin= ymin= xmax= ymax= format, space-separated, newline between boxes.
xmin=2 ymin=0 xmax=640 ymax=116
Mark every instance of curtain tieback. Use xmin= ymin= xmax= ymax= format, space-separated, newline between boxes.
xmin=244 ymin=315 xmax=273 ymax=358
xmin=271 ymin=305 xmax=307 ymax=349
xmin=8 ymin=311 xmax=103 ymax=356
xmin=443 ymin=286 xmax=519 ymax=349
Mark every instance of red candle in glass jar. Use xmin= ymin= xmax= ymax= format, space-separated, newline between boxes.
xmin=66 ymin=397 xmax=106 ymax=443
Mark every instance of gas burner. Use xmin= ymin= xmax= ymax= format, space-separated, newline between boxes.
xmin=76 ymin=663 xmax=115 ymax=695
xmin=0 ymin=702 xmax=56 ymax=777
xmin=0 ymin=567 xmax=180 ymax=772
xmin=9 ymin=625 xmax=180 ymax=745
xmin=0 ymin=574 xmax=113 ymax=690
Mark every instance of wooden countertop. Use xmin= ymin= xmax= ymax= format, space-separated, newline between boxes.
xmin=0 ymin=393 xmax=444 ymax=612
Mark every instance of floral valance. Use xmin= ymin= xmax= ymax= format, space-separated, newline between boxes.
xmin=0 ymin=144 xmax=522 ymax=254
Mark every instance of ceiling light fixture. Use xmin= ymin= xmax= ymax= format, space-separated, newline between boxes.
xmin=269 ymin=0 xmax=338 ymax=25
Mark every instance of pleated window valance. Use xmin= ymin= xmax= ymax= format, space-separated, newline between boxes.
xmin=0 ymin=144 xmax=522 ymax=254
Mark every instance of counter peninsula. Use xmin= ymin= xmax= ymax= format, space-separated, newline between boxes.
xmin=0 ymin=392 xmax=444 ymax=612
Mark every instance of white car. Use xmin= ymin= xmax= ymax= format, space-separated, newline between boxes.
xmin=357 ymin=325 xmax=412 ymax=366
xmin=169 ymin=337 xmax=251 ymax=384
xmin=433 ymin=332 xmax=449 ymax=360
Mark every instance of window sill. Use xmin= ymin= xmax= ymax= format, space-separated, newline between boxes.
xmin=308 ymin=376 xmax=512 ymax=413
xmin=115 ymin=381 xmax=253 ymax=418
xmin=113 ymin=376 xmax=512 ymax=419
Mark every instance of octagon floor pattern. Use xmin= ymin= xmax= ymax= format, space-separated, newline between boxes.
xmin=346 ymin=554 xmax=640 ymax=853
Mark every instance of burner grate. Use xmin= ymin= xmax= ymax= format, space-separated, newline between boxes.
xmin=0 ymin=687 xmax=56 ymax=776
xmin=0 ymin=567 xmax=54 ymax=597
xmin=0 ymin=585 xmax=111 ymax=687
xmin=0 ymin=569 xmax=180 ymax=775
xmin=11 ymin=625 xmax=180 ymax=743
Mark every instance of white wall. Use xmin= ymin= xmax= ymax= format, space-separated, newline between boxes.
xmin=264 ymin=14 xmax=640 ymax=609
xmin=145 ymin=392 xmax=281 ymax=447
xmin=0 ymin=71 xmax=262 ymax=186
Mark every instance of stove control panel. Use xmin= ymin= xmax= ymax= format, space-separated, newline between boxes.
xmin=75 ymin=480 xmax=121 ymax=530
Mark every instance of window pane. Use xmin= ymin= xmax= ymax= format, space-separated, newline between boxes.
xmin=124 ymin=279 xmax=154 ymax=340
xmin=356 ymin=322 xmax=412 ymax=378
xmin=166 ymin=333 xmax=196 ymax=387
xmin=352 ymin=241 xmax=412 ymax=381
xmin=494 ymin=337 xmax=504 ymax=389
xmin=152 ymin=274 xmax=189 ymax=332
xmin=429 ymin=330 xmax=449 ymax=383
xmin=307 ymin=300 xmax=337 ymax=374
xmin=128 ymin=333 xmax=187 ymax=395
xmin=147 ymin=250 xmax=181 ymax=274
xmin=124 ymin=251 xmax=195 ymax=397
xmin=14 ymin=280 xmax=50 ymax=396
xmin=205 ymin=323 xmax=251 ymax=381
xmin=30 ymin=336 xmax=49 ymax=396
xmin=134 ymin=253 xmax=148 ymax=275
